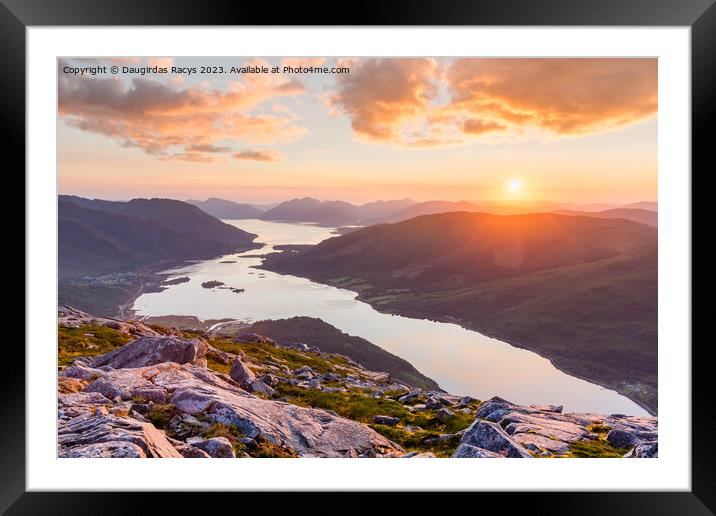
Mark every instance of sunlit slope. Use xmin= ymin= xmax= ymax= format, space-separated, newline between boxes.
xmin=262 ymin=211 xmax=658 ymax=413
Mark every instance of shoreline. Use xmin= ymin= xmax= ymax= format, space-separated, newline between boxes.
xmin=257 ymin=262 xmax=657 ymax=417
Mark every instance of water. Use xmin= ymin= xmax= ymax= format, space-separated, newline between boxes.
xmin=133 ymin=219 xmax=649 ymax=416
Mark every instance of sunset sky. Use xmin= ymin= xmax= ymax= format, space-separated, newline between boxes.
xmin=57 ymin=57 xmax=657 ymax=205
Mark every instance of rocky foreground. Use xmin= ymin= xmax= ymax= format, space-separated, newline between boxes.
xmin=57 ymin=306 xmax=658 ymax=458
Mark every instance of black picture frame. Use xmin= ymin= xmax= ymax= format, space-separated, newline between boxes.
xmin=3 ymin=0 xmax=710 ymax=513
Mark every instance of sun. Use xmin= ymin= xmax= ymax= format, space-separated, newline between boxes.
xmin=508 ymin=179 xmax=523 ymax=193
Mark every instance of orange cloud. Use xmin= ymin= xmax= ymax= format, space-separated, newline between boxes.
xmin=328 ymin=58 xmax=656 ymax=147
xmin=57 ymin=58 xmax=305 ymax=161
xmin=328 ymin=58 xmax=441 ymax=144
xmin=446 ymin=58 xmax=657 ymax=135
xmin=233 ymin=150 xmax=283 ymax=162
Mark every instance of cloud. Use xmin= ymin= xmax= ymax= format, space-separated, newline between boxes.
xmin=446 ymin=58 xmax=657 ymax=135
xmin=327 ymin=58 xmax=441 ymax=144
xmin=233 ymin=149 xmax=283 ymax=162
xmin=281 ymin=58 xmax=326 ymax=69
xmin=327 ymin=57 xmax=656 ymax=147
xmin=58 ymin=58 xmax=306 ymax=161
xmin=147 ymin=57 xmax=174 ymax=68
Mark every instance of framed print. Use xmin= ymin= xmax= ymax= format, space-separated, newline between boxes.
xmin=5 ymin=0 xmax=711 ymax=513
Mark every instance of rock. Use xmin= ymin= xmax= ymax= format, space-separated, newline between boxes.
xmin=109 ymin=402 xmax=133 ymax=417
xmin=455 ymin=396 xmax=477 ymax=408
xmin=322 ymin=387 xmax=346 ymax=393
xmin=452 ymin=443 xmax=505 ymax=458
xmin=360 ymin=449 xmax=377 ymax=458
xmin=405 ymin=451 xmax=436 ymax=458
xmin=258 ymin=373 xmax=279 ymax=387
xmin=90 ymin=336 xmax=209 ymax=369
xmin=58 ymin=412 xmax=182 ymax=458
xmin=307 ymin=378 xmax=321 ymax=389
xmin=407 ymin=404 xmax=427 ymax=412
xmin=205 ymin=346 xmax=236 ymax=365
xmin=425 ymin=397 xmax=443 ymax=410
xmin=62 ymin=441 xmax=148 ymax=458
xmin=398 ymin=389 xmax=422 ymax=404
xmin=251 ymin=380 xmax=276 ymax=397
xmin=60 ymin=364 xmax=105 ymax=381
xmin=174 ymin=443 xmax=211 ymax=458
xmin=624 ymin=440 xmax=658 ymax=458
xmin=167 ymin=414 xmax=209 ymax=440
xmin=58 ymin=377 xmax=86 ymax=394
xmin=458 ymin=408 xmax=472 ymax=415
xmin=58 ymin=306 xmax=162 ymax=337
xmin=373 ymin=390 xmax=384 ymax=398
xmin=474 ymin=396 xmax=515 ymax=422
xmin=82 ymin=362 xmax=402 ymax=457
xmin=606 ymin=429 xmax=640 ymax=448
xmin=229 ymin=357 xmax=256 ymax=389
xmin=237 ymin=437 xmax=257 ymax=447
xmin=436 ymin=408 xmax=456 ymax=423
xmin=511 ymin=433 xmax=569 ymax=455
xmin=186 ymin=437 xmax=236 ymax=458
xmin=373 ymin=415 xmax=400 ymax=426
xmin=234 ymin=332 xmax=274 ymax=345
xmin=460 ymin=420 xmax=532 ymax=458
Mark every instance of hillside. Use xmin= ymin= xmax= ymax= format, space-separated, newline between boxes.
xmin=57 ymin=306 xmax=658 ymax=459
xmin=261 ymin=211 xmax=658 ymax=413
xmin=186 ymin=197 xmax=264 ymax=219
xmin=60 ymin=195 xmax=257 ymax=246
xmin=554 ymin=208 xmax=657 ymax=227
xmin=242 ymin=317 xmax=439 ymax=390
xmin=58 ymin=197 xmax=260 ymax=317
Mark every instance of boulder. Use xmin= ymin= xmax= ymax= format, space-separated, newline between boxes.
xmin=167 ymin=414 xmax=210 ymax=440
xmin=398 ymin=389 xmax=422 ymax=404
xmin=460 ymin=420 xmax=532 ymax=458
xmin=436 ymin=408 xmax=456 ymax=423
xmin=251 ymin=380 xmax=276 ymax=397
xmin=76 ymin=362 xmax=403 ymax=458
xmin=373 ymin=415 xmax=400 ymax=426
xmin=624 ymin=440 xmax=658 ymax=458
xmin=425 ymin=397 xmax=443 ymax=410
xmin=452 ymin=443 xmax=505 ymax=458
xmin=186 ymin=437 xmax=236 ymax=458
xmin=58 ymin=412 xmax=182 ymax=458
xmin=58 ymin=305 xmax=162 ymax=337
xmin=229 ymin=357 xmax=256 ymax=389
xmin=606 ymin=429 xmax=640 ymax=448
xmin=234 ymin=333 xmax=274 ymax=345
xmin=90 ymin=336 xmax=209 ymax=369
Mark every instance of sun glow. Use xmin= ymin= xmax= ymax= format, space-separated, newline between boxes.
xmin=508 ymin=179 xmax=523 ymax=193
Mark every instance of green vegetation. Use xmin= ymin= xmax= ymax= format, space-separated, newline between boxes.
xmin=147 ymin=403 xmax=181 ymax=429
xmin=241 ymin=317 xmax=439 ymax=390
xmin=567 ymin=439 xmax=631 ymax=458
xmin=261 ymin=211 xmax=658 ymax=414
xmin=273 ymin=383 xmax=478 ymax=457
xmin=57 ymin=324 xmax=133 ymax=366
xmin=202 ymin=423 xmax=298 ymax=458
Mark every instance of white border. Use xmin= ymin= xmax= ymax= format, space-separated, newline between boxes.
xmin=27 ymin=27 xmax=691 ymax=491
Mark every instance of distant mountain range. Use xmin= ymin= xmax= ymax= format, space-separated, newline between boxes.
xmin=261 ymin=211 xmax=658 ymax=414
xmin=184 ymin=196 xmax=658 ymax=228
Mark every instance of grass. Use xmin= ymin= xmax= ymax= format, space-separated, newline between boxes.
xmin=146 ymin=403 xmax=181 ymax=429
xmin=202 ymin=423 xmax=298 ymax=458
xmin=567 ymin=438 xmax=631 ymax=458
xmin=57 ymin=324 xmax=133 ymax=366
xmin=273 ymin=383 xmax=478 ymax=456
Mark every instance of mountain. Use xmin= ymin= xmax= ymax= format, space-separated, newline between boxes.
xmin=186 ymin=197 xmax=264 ymax=219
xmin=60 ymin=195 xmax=256 ymax=246
xmin=553 ymin=208 xmax=657 ymax=227
xmin=363 ymin=200 xmax=481 ymax=225
xmin=59 ymin=200 xmax=258 ymax=279
xmin=261 ymin=211 xmax=658 ymax=413
xmin=260 ymin=197 xmax=416 ymax=225
xmin=619 ymin=201 xmax=658 ymax=212
xmin=58 ymin=197 xmax=260 ymax=317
